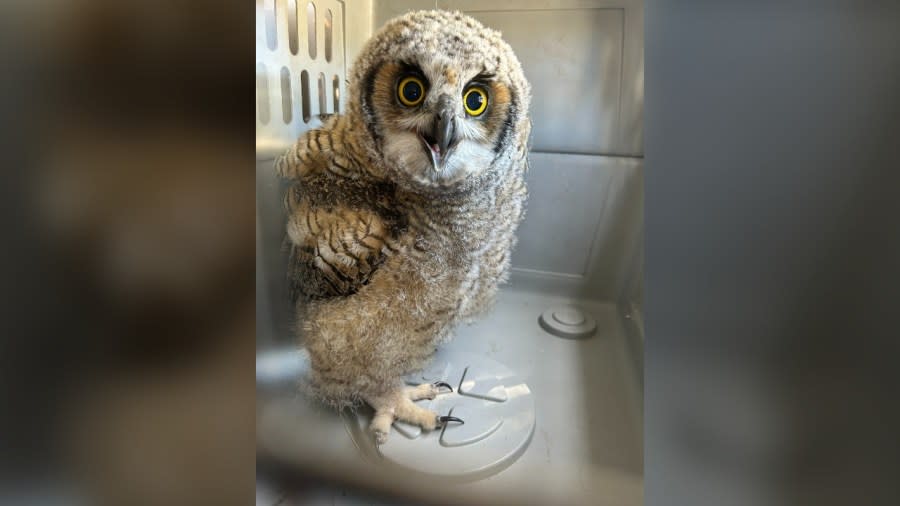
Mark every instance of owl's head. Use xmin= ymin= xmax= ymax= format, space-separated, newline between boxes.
xmin=348 ymin=10 xmax=531 ymax=190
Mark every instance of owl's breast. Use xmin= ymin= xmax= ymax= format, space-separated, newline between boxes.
xmin=403 ymin=181 xmax=525 ymax=320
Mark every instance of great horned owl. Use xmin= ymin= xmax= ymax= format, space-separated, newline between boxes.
xmin=276 ymin=10 xmax=531 ymax=444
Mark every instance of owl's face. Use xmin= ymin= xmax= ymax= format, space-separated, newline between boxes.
xmin=350 ymin=11 xmax=531 ymax=190
xmin=369 ymin=59 xmax=513 ymax=188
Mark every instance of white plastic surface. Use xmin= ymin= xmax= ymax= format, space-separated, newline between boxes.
xmin=347 ymin=351 xmax=536 ymax=481
xmin=257 ymin=291 xmax=643 ymax=505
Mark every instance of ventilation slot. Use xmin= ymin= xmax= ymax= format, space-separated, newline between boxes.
xmin=324 ymin=9 xmax=333 ymax=62
xmin=286 ymin=0 xmax=298 ymax=55
xmin=263 ymin=0 xmax=277 ymax=51
xmin=257 ymin=63 xmax=270 ymax=124
xmin=333 ymin=75 xmax=341 ymax=113
xmin=300 ymin=70 xmax=311 ymax=123
xmin=307 ymin=2 xmax=317 ymax=59
xmin=318 ymin=73 xmax=327 ymax=116
xmin=280 ymin=67 xmax=293 ymax=124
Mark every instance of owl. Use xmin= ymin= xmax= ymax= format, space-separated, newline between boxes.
xmin=276 ymin=10 xmax=531 ymax=444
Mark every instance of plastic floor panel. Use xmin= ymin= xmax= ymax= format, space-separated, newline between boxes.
xmin=259 ymin=287 xmax=643 ymax=505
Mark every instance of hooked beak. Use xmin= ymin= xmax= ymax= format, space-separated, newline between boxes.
xmin=419 ymin=95 xmax=458 ymax=169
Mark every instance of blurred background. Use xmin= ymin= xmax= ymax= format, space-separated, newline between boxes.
xmin=0 ymin=1 xmax=898 ymax=505
xmin=0 ymin=1 xmax=253 ymax=505
xmin=645 ymin=2 xmax=900 ymax=505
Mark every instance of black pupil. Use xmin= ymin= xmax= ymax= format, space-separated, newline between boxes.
xmin=466 ymin=90 xmax=484 ymax=112
xmin=402 ymin=81 xmax=421 ymax=102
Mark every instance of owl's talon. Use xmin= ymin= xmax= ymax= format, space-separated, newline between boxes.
xmin=438 ymin=415 xmax=464 ymax=426
xmin=432 ymin=381 xmax=453 ymax=393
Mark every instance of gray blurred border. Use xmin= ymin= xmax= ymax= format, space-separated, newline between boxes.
xmin=644 ymin=1 xmax=900 ymax=505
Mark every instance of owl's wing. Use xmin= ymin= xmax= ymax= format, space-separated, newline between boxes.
xmin=275 ymin=116 xmax=373 ymax=181
xmin=277 ymin=116 xmax=398 ymax=300
xmin=284 ymin=189 xmax=397 ymax=301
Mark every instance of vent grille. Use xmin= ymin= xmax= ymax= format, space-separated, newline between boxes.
xmin=256 ymin=0 xmax=346 ymax=159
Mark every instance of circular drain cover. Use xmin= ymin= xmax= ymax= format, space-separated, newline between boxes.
xmin=539 ymin=306 xmax=597 ymax=339
xmin=346 ymin=351 xmax=535 ymax=481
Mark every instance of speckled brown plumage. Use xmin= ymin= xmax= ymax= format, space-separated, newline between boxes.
xmin=276 ymin=10 xmax=531 ymax=443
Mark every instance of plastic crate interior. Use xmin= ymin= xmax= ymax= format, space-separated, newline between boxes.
xmin=257 ymin=1 xmax=644 ymax=504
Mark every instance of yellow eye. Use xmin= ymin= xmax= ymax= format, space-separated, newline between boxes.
xmin=463 ymin=86 xmax=488 ymax=116
xmin=397 ymin=76 xmax=425 ymax=107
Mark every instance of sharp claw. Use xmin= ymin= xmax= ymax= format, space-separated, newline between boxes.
xmin=432 ymin=381 xmax=453 ymax=393
xmin=438 ymin=415 xmax=464 ymax=425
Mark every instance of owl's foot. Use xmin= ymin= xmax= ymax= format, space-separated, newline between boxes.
xmin=405 ymin=380 xmax=453 ymax=401
xmin=365 ymin=382 xmax=461 ymax=445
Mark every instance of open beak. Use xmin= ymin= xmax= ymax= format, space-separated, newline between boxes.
xmin=419 ymin=95 xmax=458 ymax=169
